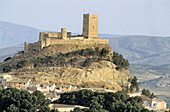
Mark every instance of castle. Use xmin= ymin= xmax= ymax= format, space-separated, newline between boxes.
xmin=24 ymin=14 xmax=108 ymax=52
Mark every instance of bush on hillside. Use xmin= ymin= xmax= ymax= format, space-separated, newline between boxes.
xmin=142 ymin=89 xmax=155 ymax=99
xmin=4 ymin=57 xmax=12 ymax=62
xmin=130 ymin=76 xmax=139 ymax=92
xmin=3 ymin=65 xmax=11 ymax=72
xmin=112 ymin=52 xmax=129 ymax=68
xmin=17 ymin=60 xmax=28 ymax=68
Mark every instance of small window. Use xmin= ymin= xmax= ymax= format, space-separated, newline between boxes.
xmin=19 ymin=83 xmax=21 ymax=84
xmin=93 ymin=26 xmax=95 ymax=29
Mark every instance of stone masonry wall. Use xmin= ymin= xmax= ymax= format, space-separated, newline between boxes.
xmin=27 ymin=41 xmax=41 ymax=51
xmin=25 ymin=38 xmax=108 ymax=52
xmin=43 ymin=38 xmax=108 ymax=48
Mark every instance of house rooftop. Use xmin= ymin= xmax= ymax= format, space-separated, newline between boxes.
xmin=152 ymin=98 xmax=165 ymax=102
xmin=6 ymin=78 xmax=30 ymax=83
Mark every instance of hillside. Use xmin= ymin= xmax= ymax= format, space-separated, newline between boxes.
xmin=0 ymin=42 xmax=131 ymax=90
xmin=1 ymin=21 xmax=170 ymax=65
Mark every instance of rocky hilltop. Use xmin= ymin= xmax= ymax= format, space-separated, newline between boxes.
xmin=0 ymin=43 xmax=131 ymax=90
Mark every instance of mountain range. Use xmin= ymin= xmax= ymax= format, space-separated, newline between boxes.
xmin=0 ymin=21 xmax=170 ymax=65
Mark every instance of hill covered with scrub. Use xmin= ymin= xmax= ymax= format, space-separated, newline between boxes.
xmin=0 ymin=42 xmax=132 ymax=91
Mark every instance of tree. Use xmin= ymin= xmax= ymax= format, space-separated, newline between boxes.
xmin=6 ymin=104 xmax=19 ymax=112
xmin=0 ymin=88 xmax=37 ymax=112
xmin=58 ymin=89 xmax=152 ymax=112
xmin=3 ymin=65 xmax=11 ymax=72
xmin=89 ymin=102 xmax=107 ymax=112
xmin=32 ymin=90 xmax=51 ymax=109
xmin=38 ymin=106 xmax=50 ymax=112
xmin=71 ymin=107 xmax=84 ymax=112
xmin=130 ymin=76 xmax=139 ymax=92
xmin=50 ymin=109 xmax=59 ymax=112
xmin=142 ymin=89 xmax=151 ymax=97
xmin=150 ymin=93 xmax=155 ymax=99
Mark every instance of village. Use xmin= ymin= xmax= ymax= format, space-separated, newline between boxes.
xmin=0 ymin=73 xmax=168 ymax=112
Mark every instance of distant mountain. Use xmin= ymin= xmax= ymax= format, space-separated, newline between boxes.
xmin=102 ymin=36 xmax=170 ymax=65
xmin=0 ymin=44 xmax=23 ymax=62
xmin=0 ymin=21 xmax=40 ymax=48
xmin=0 ymin=21 xmax=170 ymax=65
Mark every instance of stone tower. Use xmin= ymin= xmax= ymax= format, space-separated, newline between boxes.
xmin=83 ymin=14 xmax=98 ymax=39
xmin=61 ymin=28 xmax=67 ymax=40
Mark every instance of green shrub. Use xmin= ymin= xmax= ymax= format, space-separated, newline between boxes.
xmin=95 ymin=47 xmax=100 ymax=56
xmin=84 ymin=58 xmax=93 ymax=66
xmin=112 ymin=52 xmax=129 ymax=68
xmin=4 ymin=57 xmax=12 ymax=61
xmin=34 ymin=63 xmax=42 ymax=67
xmin=17 ymin=60 xmax=27 ymax=68
xmin=130 ymin=76 xmax=139 ymax=92
xmin=142 ymin=89 xmax=155 ymax=99
xmin=70 ymin=58 xmax=78 ymax=63
xmin=100 ymin=48 xmax=109 ymax=57
xmin=3 ymin=65 xmax=11 ymax=72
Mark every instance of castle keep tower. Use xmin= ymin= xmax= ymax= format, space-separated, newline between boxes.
xmin=61 ymin=28 xmax=67 ymax=40
xmin=83 ymin=14 xmax=98 ymax=39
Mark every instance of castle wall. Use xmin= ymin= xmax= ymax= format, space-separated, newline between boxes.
xmin=47 ymin=32 xmax=61 ymax=37
xmin=26 ymin=41 xmax=41 ymax=52
xmin=24 ymin=42 xmax=29 ymax=52
xmin=69 ymin=37 xmax=84 ymax=40
xmin=42 ymin=38 xmax=108 ymax=48
xmin=39 ymin=32 xmax=72 ymax=41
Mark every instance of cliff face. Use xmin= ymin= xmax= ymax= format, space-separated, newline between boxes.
xmin=50 ymin=61 xmax=131 ymax=90
xmin=6 ymin=61 xmax=130 ymax=90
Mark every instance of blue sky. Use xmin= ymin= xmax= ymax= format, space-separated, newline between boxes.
xmin=0 ymin=0 xmax=170 ymax=36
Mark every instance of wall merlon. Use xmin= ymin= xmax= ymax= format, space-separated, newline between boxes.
xmin=24 ymin=14 xmax=109 ymax=52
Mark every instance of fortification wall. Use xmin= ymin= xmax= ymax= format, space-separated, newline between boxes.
xmin=40 ymin=32 xmax=71 ymax=39
xmin=69 ymin=37 xmax=84 ymax=40
xmin=26 ymin=41 xmax=41 ymax=52
xmin=25 ymin=38 xmax=108 ymax=52
xmin=43 ymin=38 xmax=108 ymax=48
xmin=24 ymin=42 xmax=29 ymax=52
xmin=46 ymin=32 xmax=61 ymax=37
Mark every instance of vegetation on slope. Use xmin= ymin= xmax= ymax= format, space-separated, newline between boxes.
xmin=2 ymin=47 xmax=129 ymax=72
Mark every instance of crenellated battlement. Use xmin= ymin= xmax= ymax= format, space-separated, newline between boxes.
xmin=24 ymin=14 xmax=109 ymax=52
